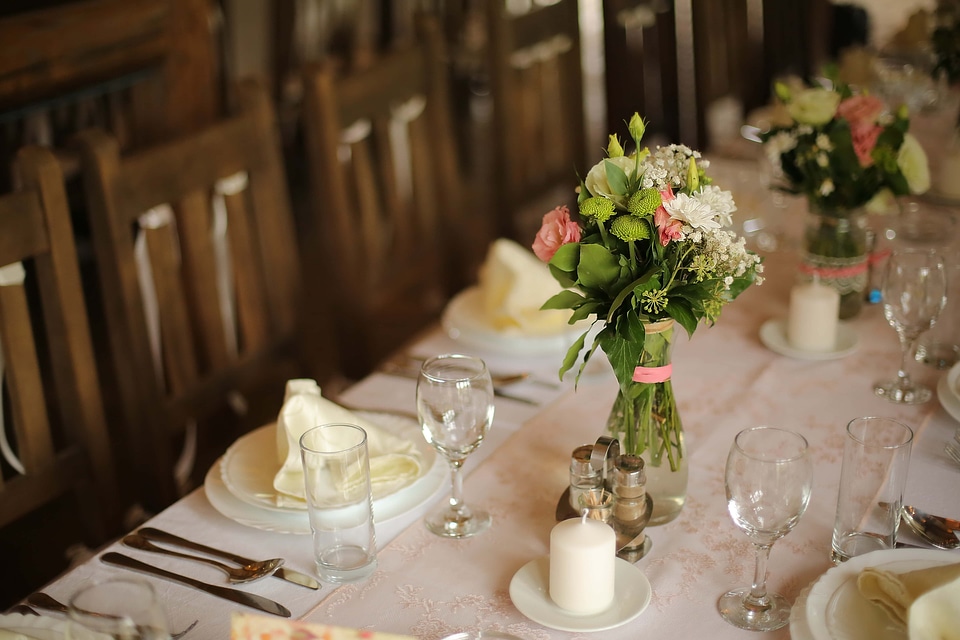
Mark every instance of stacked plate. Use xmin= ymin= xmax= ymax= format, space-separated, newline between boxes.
xmin=204 ymin=411 xmax=446 ymax=534
xmin=790 ymin=548 xmax=959 ymax=640
xmin=937 ymin=362 xmax=960 ymax=423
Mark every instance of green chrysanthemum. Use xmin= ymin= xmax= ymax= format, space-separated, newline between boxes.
xmin=579 ymin=196 xmax=616 ymax=222
xmin=627 ymin=188 xmax=662 ymax=216
xmin=610 ymin=214 xmax=650 ymax=242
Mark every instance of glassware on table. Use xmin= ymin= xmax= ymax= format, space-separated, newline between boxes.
xmin=718 ymin=426 xmax=813 ymax=632
xmin=66 ymin=578 xmax=171 ymax=640
xmin=299 ymin=423 xmax=378 ymax=583
xmin=916 ymin=254 xmax=960 ymax=369
xmin=874 ymin=248 xmax=948 ymax=403
xmin=416 ymin=354 xmax=495 ymax=538
xmin=831 ymin=417 xmax=913 ymax=563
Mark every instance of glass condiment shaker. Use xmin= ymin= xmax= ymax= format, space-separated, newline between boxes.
xmin=569 ymin=444 xmax=602 ymax=512
xmin=612 ymin=454 xmax=653 ymax=561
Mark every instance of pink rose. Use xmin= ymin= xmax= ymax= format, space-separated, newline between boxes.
xmin=532 ymin=205 xmax=581 ymax=261
xmin=653 ymin=186 xmax=681 ymax=246
xmin=837 ymin=95 xmax=884 ymax=128
xmin=850 ymin=123 xmax=883 ymax=167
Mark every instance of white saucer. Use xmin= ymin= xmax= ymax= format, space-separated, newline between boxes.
xmin=508 ymin=557 xmax=651 ymax=632
xmin=759 ymin=318 xmax=858 ymax=360
xmin=937 ymin=362 xmax=960 ymax=423
xmin=441 ymin=287 xmax=588 ymax=355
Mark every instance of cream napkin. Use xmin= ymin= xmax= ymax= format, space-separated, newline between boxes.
xmin=477 ymin=238 xmax=570 ymax=334
xmin=909 ymin=574 xmax=960 ymax=640
xmin=272 ymin=380 xmax=421 ymax=507
xmin=232 ymin=612 xmax=416 ymax=640
xmin=858 ymin=562 xmax=960 ymax=627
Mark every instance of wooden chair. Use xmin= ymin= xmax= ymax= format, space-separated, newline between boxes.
xmin=301 ymin=16 xmax=468 ymax=379
xmin=0 ymin=146 xmax=119 ymax=542
xmin=76 ymin=78 xmax=340 ymax=510
xmin=602 ymin=0 xmax=680 ymax=146
xmin=485 ymin=0 xmax=589 ymax=243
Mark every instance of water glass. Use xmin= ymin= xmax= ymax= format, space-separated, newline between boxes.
xmin=300 ymin=423 xmax=377 ymax=583
xmin=831 ymin=417 xmax=913 ymax=563
xmin=67 ymin=578 xmax=170 ymax=640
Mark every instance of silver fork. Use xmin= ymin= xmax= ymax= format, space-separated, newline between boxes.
xmin=945 ymin=440 xmax=960 ymax=467
xmin=25 ymin=593 xmax=198 ymax=639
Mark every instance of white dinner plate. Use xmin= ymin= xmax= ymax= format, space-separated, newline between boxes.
xmin=937 ymin=362 xmax=960 ymax=423
xmin=759 ymin=318 xmax=859 ymax=360
xmin=805 ymin=548 xmax=960 ymax=640
xmin=441 ymin=287 xmax=588 ymax=355
xmin=789 ymin=584 xmax=815 ymax=640
xmin=220 ymin=411 xmax=436 ymax=513
xmin=0 ymin=614 xmax=107 ymax=640
xmin=508 ymin=557 xmax=651 ymax=632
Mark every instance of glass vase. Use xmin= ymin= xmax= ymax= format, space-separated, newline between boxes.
xmin=605 ymin=319 xmax=687 ymax=525
xmin=801 ymin=204 xmax=869 ymax=319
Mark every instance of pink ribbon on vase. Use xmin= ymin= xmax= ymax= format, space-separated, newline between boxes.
xmin=633 ymin=364 xmax=672 ymax=383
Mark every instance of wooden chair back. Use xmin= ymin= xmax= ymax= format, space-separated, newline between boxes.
xmin=76 ymin=78 xmax=339 ymax=509
xmin=603 ymin=0 xmax=680 ymax=145
xmin=486 ymin=0 xmax=589 ymax=242
xmin=301 ymin=16 xmax=465 ymax=378
xmin=0 ymin=146 xmax=119 ymax=540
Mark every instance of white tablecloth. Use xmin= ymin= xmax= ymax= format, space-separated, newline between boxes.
xmin=31 ymin=157 xmax=960 ymax=640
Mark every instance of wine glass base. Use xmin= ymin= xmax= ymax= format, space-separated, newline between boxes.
xmin=718 ymin=588 xmax=791 ymax=631
xmin=425 ymin=505 xmax=491 ymax=539
xmin=873 ymin=380 xmax=932 ymax=404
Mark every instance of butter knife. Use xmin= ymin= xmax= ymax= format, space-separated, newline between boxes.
xmin=101 ymin=553 xmax=291 ymax=617
xmin=138 ymin=527 xmax=319 ymax=590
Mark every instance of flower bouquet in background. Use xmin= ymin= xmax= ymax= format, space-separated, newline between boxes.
xmin=532 ymin=114 xmax=763 ymax=524
xmin=760 ymin=77 xmax=930 ymax=317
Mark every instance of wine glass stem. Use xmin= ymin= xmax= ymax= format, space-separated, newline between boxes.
xmin=896 ymin=330 xmax=918 ymax=386
xmin=447 ymin=459 xmax=466 ymax=513
xmin=744 ymin=543 xmax=773 ymax=613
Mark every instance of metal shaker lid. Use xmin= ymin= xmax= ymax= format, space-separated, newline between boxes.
xmin=613 ymin=454 xmax=646 ymax=487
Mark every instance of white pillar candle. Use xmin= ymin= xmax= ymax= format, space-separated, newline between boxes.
xmin=548 ymin=515 xmax=616 ymax=614
xmin=787 ymin=280 xmax=840 ymax=352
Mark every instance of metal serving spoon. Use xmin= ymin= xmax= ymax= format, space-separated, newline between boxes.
xmin=901 ymin=505 xmax=960 ymax=549
xmin=122 ymin=534 xmax=283 ymax=583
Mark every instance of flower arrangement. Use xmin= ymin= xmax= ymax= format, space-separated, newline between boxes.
xmin=532 ymin=114 xmax=762 ymax=470
xmin=760 ymin=79 xmax=930 ymax=213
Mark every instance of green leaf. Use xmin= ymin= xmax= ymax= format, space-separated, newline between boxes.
xmin=598 ymin=327 xmax=644 ymax=389
xmin=548 ymin=263 xmax=577 ymax=288
xmin=666 ymin=299 xmax=698 ymax=336
xmin=578 ymin=243 xmax=622 ymax=290
xmin=570 ymin=301 xmax=602 ymax=322
xmin=604 ymin=159 xmax=629 ymax=196
xmin=549 ymin=242 xmax=581 ymax=273
xmin=541 ymin=289 xmax=585 ymax=310
xmin=558 ymin=330 xmax=590 ymax=380
xmin=606 ymin=267 xmax=656 ymax=323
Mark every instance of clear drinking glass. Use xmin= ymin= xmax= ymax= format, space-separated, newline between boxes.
xmin=416 ymin=354 xmax=495 ymax=538
xmin=874 ymin=248 xmax=948 ymax=404
xmin=66 ymin=578 xmax=171 ymax=640
xmin=718 ymin=426 xmax=813 ymax=632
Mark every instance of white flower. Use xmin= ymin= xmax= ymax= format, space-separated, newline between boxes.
xmin=816 ymin=153 xmax=829 ymax=168
xmin=819 ymin=179 xmax=835 ymax=196
xmin=695 ymin=185 xmax=737 ymax=227
xmin=897 ymin=133 xmax=930 ymax=194
xmin=664 ymin=193 xmax=721 ymax=231
xmin=815 ymin=134 xmax=833 ymax=151
xmin=585 ymin=155 xmax=637 ymax=207
xmin=787 ymin=88 xmax=840 ymax=125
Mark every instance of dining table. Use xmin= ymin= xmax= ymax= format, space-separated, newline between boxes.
xmin=20 ymin=154 xmax=960 ymax=640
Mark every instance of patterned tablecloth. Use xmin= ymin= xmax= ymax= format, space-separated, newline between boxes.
xmin=34 ymin=156 xmax=960 ymax=640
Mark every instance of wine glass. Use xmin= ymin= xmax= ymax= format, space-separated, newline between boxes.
xmin=67 ymin=578 xmax=171 ymax=640
xmin=718 ymin=426 xmax=813 ymax=632
xmin=417 ymin=353 xmax=495 ymax=538
xmin=874 ymin=248 xmax=947 ymax=404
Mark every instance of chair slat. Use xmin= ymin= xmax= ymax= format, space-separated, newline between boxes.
xmin=223 ymin=190 xmax=270 ymax=353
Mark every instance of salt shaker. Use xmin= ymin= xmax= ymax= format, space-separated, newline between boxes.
xmin=569 ymin=444 xmax=602 ymax=512
xmin=612 ymin=454 xmax=653 ymax=561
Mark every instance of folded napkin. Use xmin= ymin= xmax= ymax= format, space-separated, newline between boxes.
xmin=272 ymin=379 xmax=421 ymax=507
xmin=231 ymin=612 xmax=416 ymax=640
xmin=477 ymin=238 xmax=570 ymax=334
xmin=858 ymin=562 xmax=960 ymax=627
xmin=909 ymin=574 xmax=960 ymax=640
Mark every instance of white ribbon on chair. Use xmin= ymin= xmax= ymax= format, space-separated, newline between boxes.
xmin=0 ymin=261 xmax=27 ymax=475
xmin=211 ymin=172 xmax=246 ymax=359
xmin=388 ymin=95 xmax=427 ymax=205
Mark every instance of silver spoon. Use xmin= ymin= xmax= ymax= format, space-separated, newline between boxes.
xmin=122 ymin=534 xmax=283 ymax=583
xmin=901 ymin=505 xmax=960 ymax=549
xmin=25 ymin=593 xmax=198 ymax=639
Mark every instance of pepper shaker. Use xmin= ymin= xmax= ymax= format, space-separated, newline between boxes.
xmin=612 ymin=454 xmax=653 ymax=561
